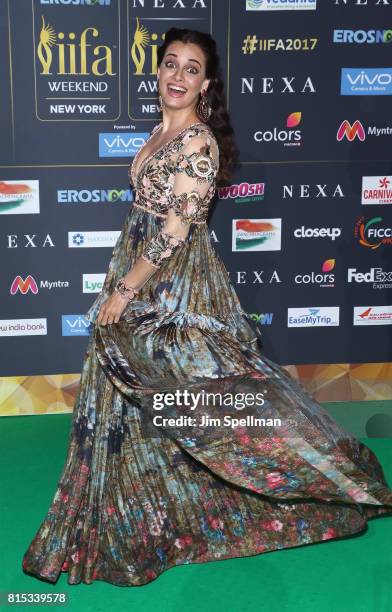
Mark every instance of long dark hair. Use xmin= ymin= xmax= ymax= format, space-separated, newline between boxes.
xmin=157 ymin=28 xmax=238 ymax=186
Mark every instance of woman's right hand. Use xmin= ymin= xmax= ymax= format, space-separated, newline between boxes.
xmin=96 ymin=292 xmax=128 ymax=326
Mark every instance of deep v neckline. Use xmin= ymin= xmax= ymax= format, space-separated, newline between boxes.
xmin=132 ymin=121 xmax=206 ymax=183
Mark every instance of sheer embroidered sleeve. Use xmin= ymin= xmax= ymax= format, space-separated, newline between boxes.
xmin=141 ymin=130 xmax=219 ymax=264
xmin=117 ymin=129 xmax=219 ymax=297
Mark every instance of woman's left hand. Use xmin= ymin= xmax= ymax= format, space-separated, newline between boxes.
xmin=96 ymin=292 xmax=128 ymax=326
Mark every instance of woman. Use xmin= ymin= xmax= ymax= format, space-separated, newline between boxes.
xmin=22 ymin=27 xmax=392 ymax=587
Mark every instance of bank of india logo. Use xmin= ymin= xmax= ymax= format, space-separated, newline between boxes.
xmin=10 ymin=275 xmax=39 ymax=295
xmin=354 ymin=216 xmax=392 ymax=249
xmin=337 ymin=120 xmax=366 ymax=141
xmin=246 ymin=0 xmax=317 ymax=10
xmin=0 ymin=319 xmax=47 ymax=338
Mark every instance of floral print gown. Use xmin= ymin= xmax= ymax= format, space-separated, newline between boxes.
xmin=22 ymin=122 xmax=392 ymax=586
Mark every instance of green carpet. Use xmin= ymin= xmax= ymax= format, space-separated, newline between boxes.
xmin=1 ymin=408 xmax=392 ymax=612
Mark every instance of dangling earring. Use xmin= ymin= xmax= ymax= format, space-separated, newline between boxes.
xmin=196 ymin=89 xmax=212 ymax=122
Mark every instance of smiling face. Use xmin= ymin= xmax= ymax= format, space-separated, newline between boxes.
xmin=157 ymin=40 xmax=210 ymax=112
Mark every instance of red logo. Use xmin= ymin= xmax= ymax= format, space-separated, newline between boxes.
xmin=10 ymin=275 xmax=38 ymax=295
xmin=359 ymin=307 xmax=372 ymax=319
xmin=337 ymin=120 xmax=366 ymax=142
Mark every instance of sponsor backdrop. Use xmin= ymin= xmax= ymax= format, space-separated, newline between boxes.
xmin=1 ymin=0 xmax=392 ymax=423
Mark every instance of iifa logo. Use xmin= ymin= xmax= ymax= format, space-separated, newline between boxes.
xmin=99 ymin=133 xmax=149 ymax=157
xmin=337 ymin=120 xmax=366 ymax=141
xmin=10 ymin=276 xmax=38 ymax=295
xmin=62 ymin=315 xmax=92 ymax=336
xmin=36 ymin=18 xmax=116 ymax=76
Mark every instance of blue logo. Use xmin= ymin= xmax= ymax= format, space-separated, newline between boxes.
xmin=248 ymin=313 xmax=274 ymax=325
xmin=57 ymin=188 xmax=132 ymax=204
xmin=341 ymin=68 xmax=392 ymax=95
xmin=72 ymin=233 xmax=85 ymax=246
xmin=333 ymin=30 xmax=392 ymax=44
xmin=99 ymin=132 xmax=149 ymax=158
xmin=40 ymin=0 xmax=111 ymax=5
xmin=246 ymin=0 xmax=316 ymax=10
xmin=62 ymin=315 xmax=92 ymax=336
